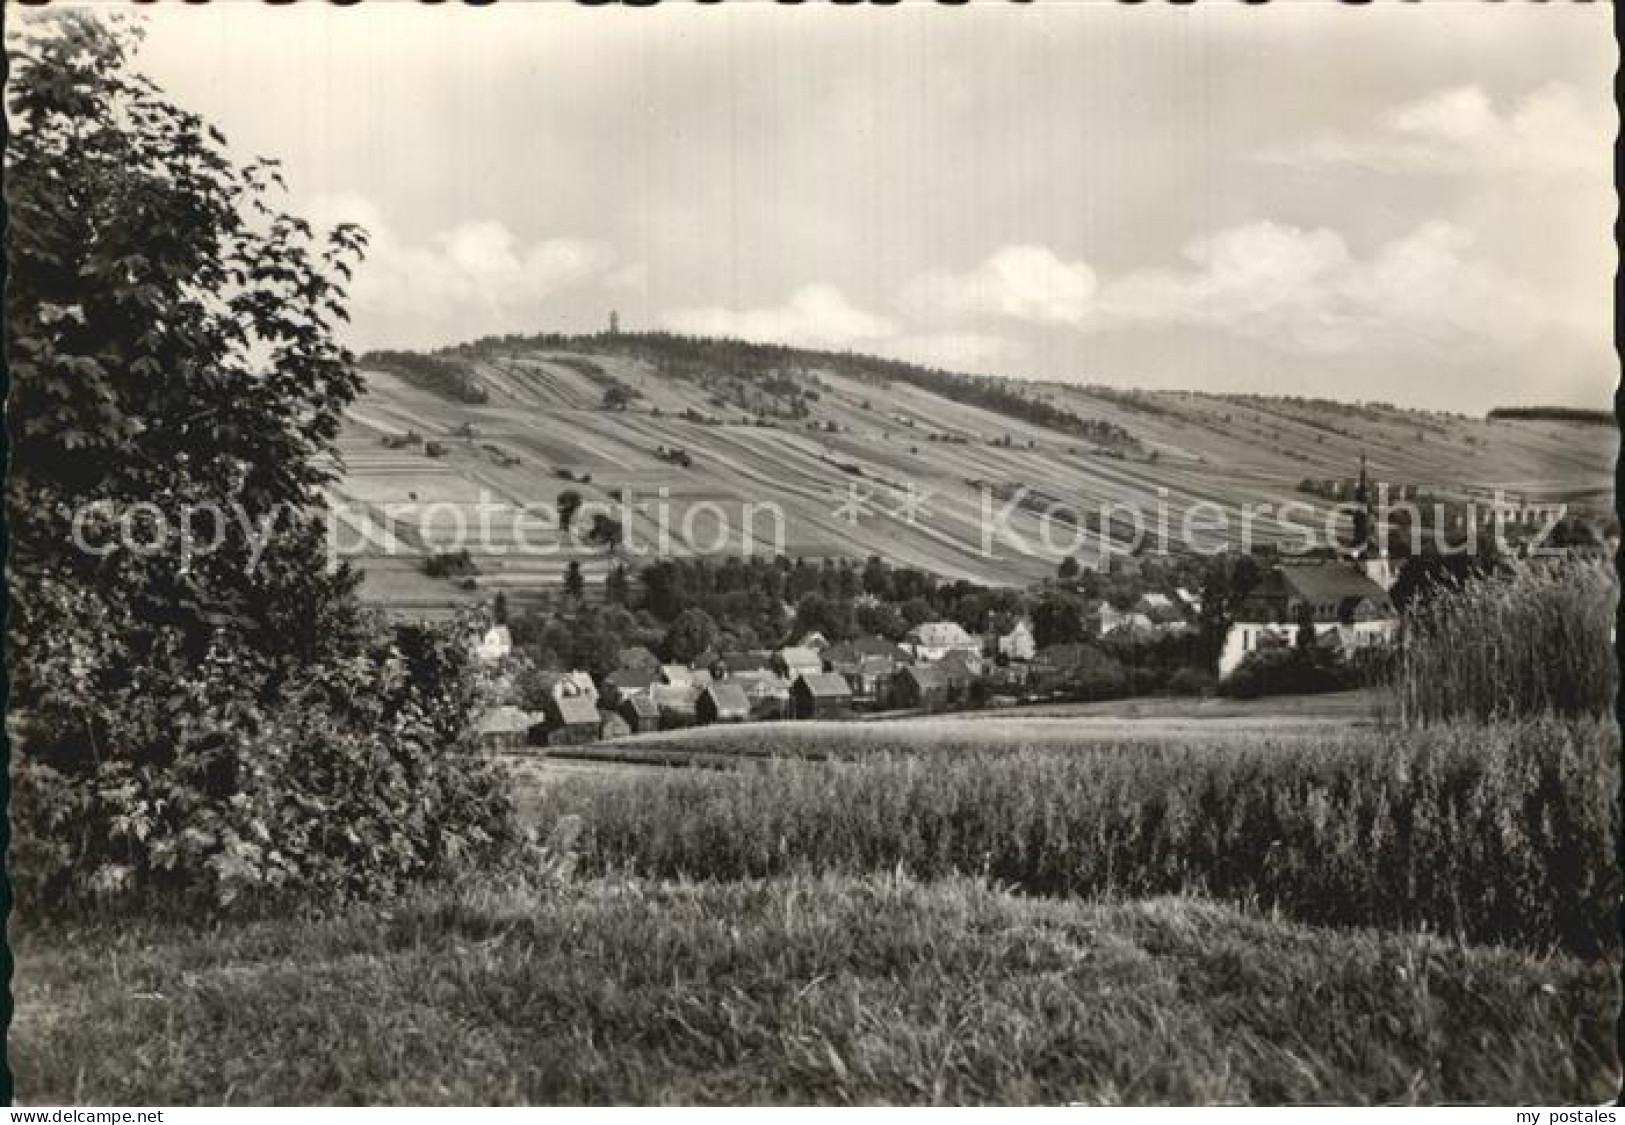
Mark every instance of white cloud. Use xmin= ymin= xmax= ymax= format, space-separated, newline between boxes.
xmin=661 ymin=284 xmax=897 ymax=350
xmin=1095 ymin=220 xmax=1555 ymax=354
xmin=1262 ymin=82 xmax=1608 ymax=177
xmin=606 ymin=262 xmax=650 ymax=291
xmin=660 ymin=286 xmax=1015 ymax=373
xmin=880 ymin=332 xmax=1015 ymax=372
xmin=902 ymin=244 xmax=1098 ymax=326
xmin=658 ymin=217 xmax=1569 ymax=371
xmin=305 ymin=193 xmax=627 ymax=346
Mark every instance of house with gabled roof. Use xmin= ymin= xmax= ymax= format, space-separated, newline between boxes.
xmin=893 ymin=664 xmax=950 ymax=710
xmin=825 ymin=634 xmax=912 ymax=664
xmin=823 ymin=635 xmax=909 ymax=703
xmin=531 ymin=669 xmax=600 ymax=706
xmin=475 ymin=705 xmax=545 ymax=752
xmin=995 ymin=617 xmax=1036 ymax=662
xmin=773 ymin=645 xmax=825 ymax=680
xmin=1098 ymin=604 xmax=1158 ymax=638
xmin=618 ymin=694 xmax=662 ymax=734
xmin=602 ymin=666 xmax=658 ymax=705
xmin=598 ymin=709 xmax=632 ymax=741
xmin=1219 ymin=560 xmax=1398 ymax=678
xmin=903 ymin=621 xmax=982 ymax=662
xmin=659 ymin=664 xmax=696 ymax=687
xmin=790 ymin=672 xmax=853 ymax=720
xmin=649 ymin=683 xmax=701 ymax=727
xmin=939 ymin=649 xmax=984 ymax=684
xmin=697 ymin=682 xmax=751 ymax=725
xmin=727 ymin=670 xmax=792 ymax=719
xmin=473 ymin=624 xmax=513 ymax=663
xmin=717 ymin=650 xmax=775 ymax=676
xmin=538 ymin=694 xmax=601 ymax=746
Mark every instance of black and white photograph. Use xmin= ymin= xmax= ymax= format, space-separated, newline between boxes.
xmin=3 ymin=0 xmax=1619 ymax=1107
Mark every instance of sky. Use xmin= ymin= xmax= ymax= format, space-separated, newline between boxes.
xmin=91 ymin=2 xmax=1619 ymax=412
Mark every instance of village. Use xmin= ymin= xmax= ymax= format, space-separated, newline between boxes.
xmin=468 ymin=448 xmax=1622 ymax=752
xmin=470 ymin=464 xmax=1420 ymax=750
xmin=473 ymin=558 xmax=1404 ymax=749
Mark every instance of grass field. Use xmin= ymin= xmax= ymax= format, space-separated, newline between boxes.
xmin=515 ymin=690 xmax=1389 ymax=774
xmin=12 ymin=875 xmax=1615 ymax=1104
xmin=14 ymin=692 xmax=1617 ymax=1102
xmin=525 ymin=718 xmax=1618 ymax=955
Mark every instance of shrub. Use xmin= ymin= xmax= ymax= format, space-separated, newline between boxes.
xmin=12 ymin=614 xmax=521 ymax=914
xmin=1396 ymin=559 xmax=1616 ymax=724
xmin=4 ymin=16 xmax=518 ymax=915
xmin=537 ymin=719 xmax=1618 ymax=954
xmin=423 ymin=549 xmax=479 ymax=579
xmin=1072 ymin=647 xmax=1131 ymax=700
xmin=1164 ymin=666 xmax=1216 ymax=697
xmin=586 ymin=512 xmax=624 ymax=549
xmin=1218 ymin=647 xmax=1350 ymax=699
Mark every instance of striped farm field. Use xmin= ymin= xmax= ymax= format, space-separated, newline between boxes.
xmin=334 ymin=338 xmax=1616 ymax=615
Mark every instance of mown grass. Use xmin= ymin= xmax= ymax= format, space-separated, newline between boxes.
xmin=12 ymin=874 xmax=1616 ymax=1104
xmin=533 ymin=719 xmax=1619 ymax=955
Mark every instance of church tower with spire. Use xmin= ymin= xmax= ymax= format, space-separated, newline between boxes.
xmin=1350 ymin=452 xmax=1397 ymax=590
xmin=1351 ymin=452 xmax=1372 ymax=556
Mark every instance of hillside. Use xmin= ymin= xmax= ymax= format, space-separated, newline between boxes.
xmin=330 ymin=333 xmax=1616 ymax=617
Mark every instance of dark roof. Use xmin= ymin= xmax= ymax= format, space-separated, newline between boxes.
xmin=841 ymin=655 xmax=900 ymax=677
xmin=1035 ymin=643 xmax=1092 ymax=668
xmin=1277 ymin=563 xmax=1390 ymax=605
xmin=1241 ymin=563 xmax=1394 ymax=622
xmin=605 ymin=667 xmax=658 ymax=690
xmin=901 ymin=665 xmax=948 ymax=690
xmin=825 ymin=636 xmax=910 ymax=666
xmin=545 ymin=694 xmax=601 ymax=728
xmin=701 ymin=682 xmax=751 ymax=715
xmin=619 ymin=695 xmax=661 ymax=720
xmin=795 ymin=672 xmax=853 ymax=699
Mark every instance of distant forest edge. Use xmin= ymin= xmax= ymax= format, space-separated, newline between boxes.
xmin=1486 ymin=406 xmax=1614 ymax=426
